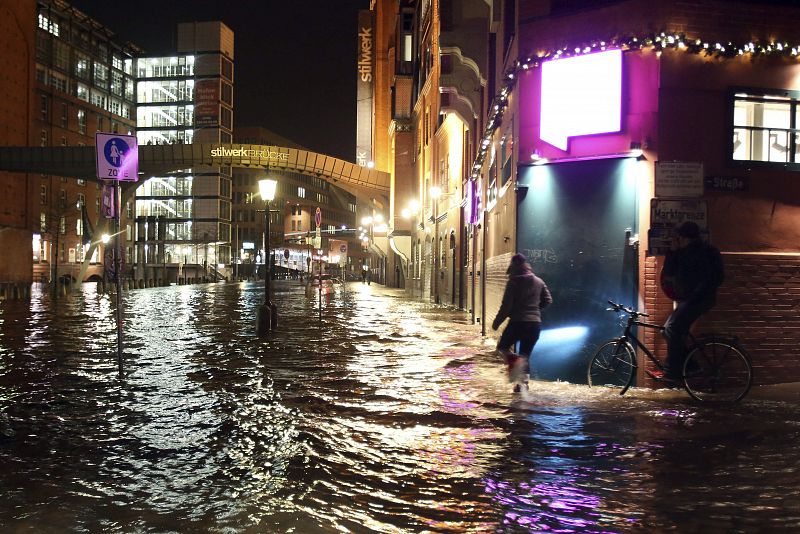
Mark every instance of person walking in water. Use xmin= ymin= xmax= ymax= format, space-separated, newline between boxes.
xmin=492 ymin=253 xmax=553 ymax=392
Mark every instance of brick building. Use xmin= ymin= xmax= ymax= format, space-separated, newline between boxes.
xmin=0 ymin=0 xmax=36 ymax=291
xmin=479 ymin=0 xmax=800 ymax=385
xmin=367 ymin=0 xmax=800 ymax=386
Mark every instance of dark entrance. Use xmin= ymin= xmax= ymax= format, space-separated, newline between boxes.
xmin=517 ymin=157 xmax=639 ymax=383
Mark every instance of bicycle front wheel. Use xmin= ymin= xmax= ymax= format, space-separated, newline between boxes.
xmin=683 ymin=341 xmax=753 ymax=402
xmin=587 ymin=340 xmax=636 ymax=394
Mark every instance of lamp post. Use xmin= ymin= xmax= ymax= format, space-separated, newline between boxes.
xmin=430 ymin=186 xmax=442 ymax=304
xmin=256 ymin=178 xmax=278 ymax=335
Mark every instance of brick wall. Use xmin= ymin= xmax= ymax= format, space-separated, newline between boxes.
xmin=643 ymin=253 xmax=800 ymax=386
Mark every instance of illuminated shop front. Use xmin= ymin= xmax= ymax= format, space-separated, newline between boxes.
xmin=482 ymin=27 xmax=800 ymax=386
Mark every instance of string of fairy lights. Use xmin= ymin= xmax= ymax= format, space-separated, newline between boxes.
xmin=469 ymin=31 xmax=800 ymax=180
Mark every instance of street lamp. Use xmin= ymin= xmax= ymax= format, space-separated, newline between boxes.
xmin=257 ymin=178 xmax=278 ymax=334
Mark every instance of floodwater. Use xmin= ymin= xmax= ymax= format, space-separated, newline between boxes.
xmin=0 ymin=281 xmax=798 ymax=533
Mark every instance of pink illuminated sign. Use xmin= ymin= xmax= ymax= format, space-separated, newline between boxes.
xmin=540 ymin=49 xmax=622 ymax=151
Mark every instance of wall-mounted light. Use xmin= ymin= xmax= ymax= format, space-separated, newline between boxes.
xmin=733 ymin=131 xmax=742 ymax=151
xmin=629 ymin=141 xmax=643 ymax=158
xmin=530 ymin=149 xmax=542 ymax=161
xmin=770 ymin=132 xmax=787 ymax=152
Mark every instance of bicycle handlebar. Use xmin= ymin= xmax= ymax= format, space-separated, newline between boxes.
xmin=606 ymin=300 xmax=650 ymax=318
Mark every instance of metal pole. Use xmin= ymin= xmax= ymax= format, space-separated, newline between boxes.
xmin=265 ymin=202 xmax=273 ymax=318
xmin=264 ymin=201 xmax=270 ymax=296
xmin=318 ymin=255 xmax=322 ymax=321
xmin=433 ymin=202 xmax=439 ymax=303
xmin=114 ymin=182 xmax=124 ymax=375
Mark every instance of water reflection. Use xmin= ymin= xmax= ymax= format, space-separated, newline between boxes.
xmin=0 ymin=281 xmax=798 ymax=532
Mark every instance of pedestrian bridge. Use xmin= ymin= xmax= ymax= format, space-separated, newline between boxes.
xmin=0 ymin=143 xmax=390 ymax=199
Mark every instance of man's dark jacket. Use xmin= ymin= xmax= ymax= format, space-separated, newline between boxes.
xmin=662 ymin=241 xmax=724 ymax=302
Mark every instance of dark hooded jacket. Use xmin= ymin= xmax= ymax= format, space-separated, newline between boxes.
xmin=661 ymin=240 xmax=724 ymax=303
xmin=493 ymin=262 xmax=553 ymax=326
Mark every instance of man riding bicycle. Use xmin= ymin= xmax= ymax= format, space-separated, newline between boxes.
xmin=659 ymin=221 xmax=724 ymax=380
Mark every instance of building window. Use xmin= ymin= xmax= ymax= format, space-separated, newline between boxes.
xmin=93 ymin=62 xmax=109 ymax=88
xmin=221 ymin=82 xmax=233 ymax=105
xmin=111 ymin=71 xmax=123 ymax=96
xmin=732 ymin=90 xmax=800 ymax=164
xmin=61 ymin=103 xmax=68 ymax=128
xmin=40 ymin=212 xmax=47 ymax=232
xmin=40 ymin=129 xmax=48 ymax=147
xmin=59 ymin=189 xmax=67 ymax=208
xmin=75 ymin=82 xmax=89 ymax=102
xmin=53 ymin=41 xmax=69 ymax=71
xmin=59 ymin=216 xmax=66 ymax=235
xmin=77 ymin=109 xmax=86 ymax=134
xmin=38 ymin=13 xmax=59 ymax=36
xmin=75 ymin=54 xmax=89 ymax=80
xmin=91 ymin=90 xmax=108 ymax=110
xmin=40 ymin=185 xmax=47 ymax=205
xmin=40 ymin=95 xmax=48 ymax=121
xmin=221 ymin=107 xmax=232 ymax=129
xmin=221 ymin=57 xmax=233 ymax=81
xmin=297 ymin=187 xmax=306 ymax=198
xmin=49 ymin=73 xmax=67 ymax=94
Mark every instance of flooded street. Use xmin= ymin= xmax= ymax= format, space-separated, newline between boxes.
xmin=0 ymin=281 xmax=798 ymax=533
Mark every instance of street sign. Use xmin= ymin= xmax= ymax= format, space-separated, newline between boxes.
xmin=315 ymin=207 xmax=322 ymax=227
xmin=95 ymin=133 xmax=138 ymax=181
xmin=650 ymin=198 xmax=708 ymax=229
xmin=339 ymin=243 xmax=347 ymax=254
xmin=101 ymin=184 xmax=116 ymax=218
xmin=284 ymin=248 xmax=290 ymax=259
xmin=655 ymin=161 xmax=704 ymax=197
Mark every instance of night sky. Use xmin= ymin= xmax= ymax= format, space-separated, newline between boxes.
xmin=69 ymin=0 xmax=370 ymax=161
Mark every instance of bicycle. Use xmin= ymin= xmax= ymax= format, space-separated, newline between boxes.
xmin=587 ymin=300 xmax=753 ymax=402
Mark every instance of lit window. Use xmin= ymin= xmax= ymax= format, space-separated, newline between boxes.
xmin=732 ymin=91 xmax=798 ymax=164
xmin=297 ymin=187 xmax=306 ymax=198
xmin=38 ymin=14 xmax=59 ymax=36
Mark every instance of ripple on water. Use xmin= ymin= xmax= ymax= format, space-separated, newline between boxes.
xmin=0 ymin=281 xmax=799 ymax=532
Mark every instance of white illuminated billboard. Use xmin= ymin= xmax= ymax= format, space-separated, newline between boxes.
xmin=540 ymin=49 xmax=622 ymax=151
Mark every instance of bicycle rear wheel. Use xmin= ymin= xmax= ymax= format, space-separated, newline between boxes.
xmin=683 ymin=341 xmax=752 ymax=402
xmin=587 ymin=340 xmax=636 ymax=394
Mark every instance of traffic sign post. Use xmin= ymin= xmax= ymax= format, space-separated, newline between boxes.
xmin=95 ymin=132 xmax=138 ymax=377
xmin=95 ymin=133 xmax=138 ymax=182
xmin=313 ymin=207 xmax=322 ymax=248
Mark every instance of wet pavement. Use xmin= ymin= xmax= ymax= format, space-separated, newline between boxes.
xmin=0 ymin=280 xmax=798 ymax=533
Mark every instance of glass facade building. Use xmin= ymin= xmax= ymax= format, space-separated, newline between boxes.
xmin=133 ymin=22 xmax=234 ymax=281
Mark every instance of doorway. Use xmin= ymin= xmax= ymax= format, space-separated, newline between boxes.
xmin=517 ymin=157 xmax=640 ymax=383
